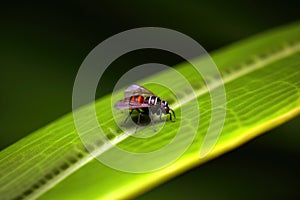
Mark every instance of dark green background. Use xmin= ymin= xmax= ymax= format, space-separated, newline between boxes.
xmin=1 ymin=1 xmax=299 ymax=199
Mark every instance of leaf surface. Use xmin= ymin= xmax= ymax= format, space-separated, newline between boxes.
xmin=1 ymin=22 xmax=300 ymax=200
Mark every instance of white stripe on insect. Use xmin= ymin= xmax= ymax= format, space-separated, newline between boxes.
xmin=154 ymin=97 xmax=158 ymax=105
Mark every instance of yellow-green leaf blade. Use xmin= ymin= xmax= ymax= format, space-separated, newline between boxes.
xmin=0 ymin=22 xmax=300 ymax=200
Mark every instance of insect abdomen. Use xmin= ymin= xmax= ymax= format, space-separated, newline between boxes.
xmin=129 ymin=95 xmax=145 ymax=104
xmin=145 ymin=96 xmax=161 ymax=105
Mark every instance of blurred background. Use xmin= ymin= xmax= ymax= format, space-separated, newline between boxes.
xmin=0 ymin=0 xmax=299 ymax=199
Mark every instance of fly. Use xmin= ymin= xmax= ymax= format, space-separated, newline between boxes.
xmin=114 ymin=84 xmax=176 ymax=127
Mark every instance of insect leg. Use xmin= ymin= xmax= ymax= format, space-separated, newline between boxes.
xmin=149 ymin=110 xmax=157 ymax=132
xmin=169 ymin=109 xmax=176 ymax=122
xmin=124 ymin=109 xmax=134 ymax=123
xmin=158 ymin=109 xmax=163 ymax=120
xmin=137 ymin=110 xmax=142 ymax=124
xmin=134 ymin=109 xmax=143 ymax=133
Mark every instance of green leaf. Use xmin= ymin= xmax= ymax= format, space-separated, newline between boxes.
xmin=1 ymin=22 xmax=300 ymax=200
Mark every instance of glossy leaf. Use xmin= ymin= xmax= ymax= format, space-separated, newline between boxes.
xmin=1 ymin=22 xmax=300 ymax=200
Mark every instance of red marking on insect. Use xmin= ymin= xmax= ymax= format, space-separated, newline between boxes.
xmin=114 ymin=84 xmax=176 ymax=125
xmin=130 ymin=96 xmax=135 ymax=103
xmin=137 ymin=95 xmax=144 ymax=103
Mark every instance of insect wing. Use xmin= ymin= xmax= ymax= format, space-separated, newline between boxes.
xmin=114 ymin=99 xmax=130 ymax=110
xmin=114 ymin=98 xmax=151 ymax=110
xmin=124 ymin=84 xmax=154 ymax=98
